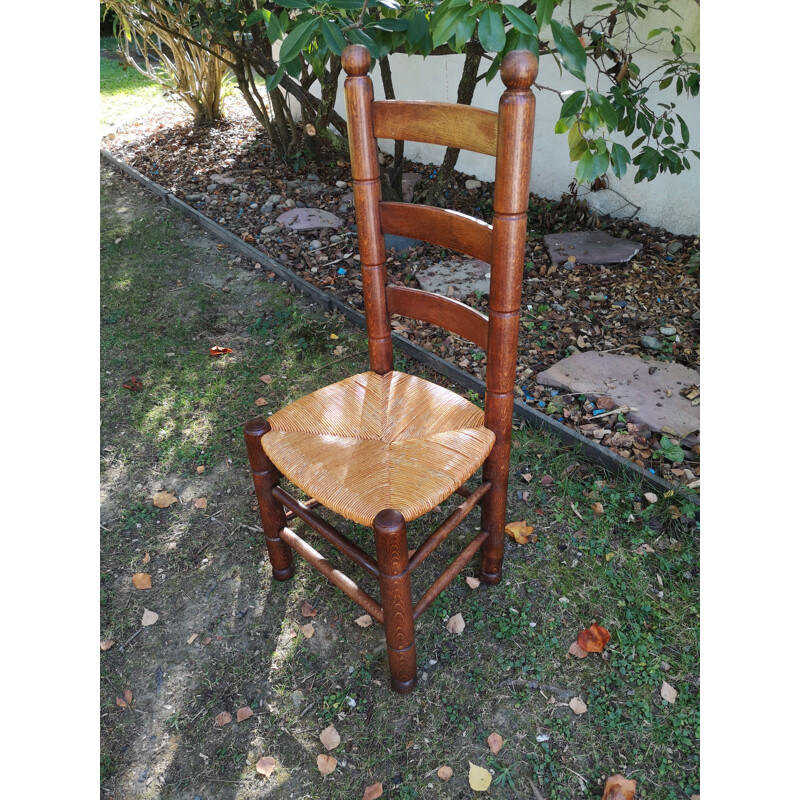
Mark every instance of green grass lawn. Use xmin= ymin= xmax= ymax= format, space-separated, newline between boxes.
xmin=100 ymin=153 xmax=699 ymax=799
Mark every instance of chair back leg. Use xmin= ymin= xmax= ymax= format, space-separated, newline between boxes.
xmin=244 ymin=418 xmax=295 ymax=581
xmin=373 ymin=510 xmax=417 ymax=694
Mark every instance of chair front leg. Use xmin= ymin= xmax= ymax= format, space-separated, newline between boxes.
xmin=373 ymin=509 xmax=417 ymax=694
xmin=479 ymin=443 xmax=510 ymax=585
xmin=244 ymin=418 xmax=294 ymax=581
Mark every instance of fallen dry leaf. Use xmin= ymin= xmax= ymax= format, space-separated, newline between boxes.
xmin=354 ymin=614 xmax=372 ymax=628
xmin=255 ymin=397 xmax=268 ymax=406
xmin=644 ymin=492 xmax=658 ymax=504
xmin=317 ymin=754 xmax=337 ymax=776
xmin=116 ymin=689 xmax=133 ymax=708
xmin=256 ymin=756 xmax=276 ymax=777
xmin=505 ymin=520 xmax=534 ymax=544
xmin=591 ymin=501 xmax=605 ymax=516
xmin=487 ymin=732 xmax=503 ymax=754
xmin=301 ymin=602 xmax=318 ymax=618
xmin=236 ymin=706 xmax=254 ymax=722
xmin=602 ymin=774 xmax=637 ymax=800
xmin=142 ymin=552 xmax=151 ymax=565
xmin=196 ymin=465 xmax=205 ymax=474
xmin=569 ymin=696 xmax=588 ymax=715
xmin=153 ymin=491 xmax=178 ymax=509
xmin=122 ymin=376 xmax=143 ymax=391
xmin=446 ymin=613 xmax=465 ymax=635
xmin=194 ymin=497 xmax=208 ymax=509
xmin=634 ymin=543 xmax=655 ymax=555
xmin=577 ymin=623 xmax=611 ymax=653
xmin=437 ymin=765 xmax=453 ymax=781
xmin=259 ymin=374 xmax=273 ymax=384
xmin=333 ymin=345 xmax=345 ymax=356
xmin=320 ymin=724 xmax=340 ymax=750
xmin=141 ymin=608 xmax=159 ymax=626
xmin=568 ymin=640 xmax=589 ymax=659
xmin=468 ymin=762 xmax=492 ymax=792
xmin=215 ymin=711 xmax=232 ymax=727
xmin=100 ymin=640 xmax=115 ymax=651
xmin=187 ymin=633 xmax=198 ymax=645
xmin=521 ymin=473 xmax=532 ymax=482
xmin=300 ymin=623 xmax=315 ymax=639
xmin=466 ymin=576 xmax=481 ymax=589
xmin=540 ymin=475 xmax=554 ymax=486
xmin=210 ymin=346 xmax=233 ymax=356
xmin=132 ymin=573 xmax=152 ymax=590
xmin=661 ymin=681 xmax=678 ymax=704
xmin=363 ymin=783 xmax=383 ymax=800
xmin=330 ymin=333 xmax=339 ymax=339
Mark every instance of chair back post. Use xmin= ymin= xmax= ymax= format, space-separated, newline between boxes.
xmin=481 ymin=51 xmax=538 ymax=576
xmin=342 ymin=45 xmax=393 ymax=375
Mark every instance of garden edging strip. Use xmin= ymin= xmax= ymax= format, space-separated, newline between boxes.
xmin=100 ymin=148 xmax=698 ymax=506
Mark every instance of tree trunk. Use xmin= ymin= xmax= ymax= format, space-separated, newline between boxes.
xmin=423 ymin=41 xmax=483 ymax=206
xmin=379 ymin=57 xmax=405 ymax=202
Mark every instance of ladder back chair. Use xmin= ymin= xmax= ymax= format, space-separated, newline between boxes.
xmin=244 ymin=44 xmax=537 ymax=694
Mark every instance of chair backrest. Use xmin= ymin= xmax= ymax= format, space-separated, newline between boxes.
xmin=342 ymin=44 xmax=537 ymax=454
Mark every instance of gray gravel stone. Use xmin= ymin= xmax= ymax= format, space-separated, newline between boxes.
xmin=336 ymin=180 xmax=348 ymax=189
xmin=185 ymin=193 xmax=203 ymax=202
xmin=309 ymin=240 xmax=322 ymax=249
xmin=261 ymin=225 xmax=281 ymax=235
xmin=260 ymin=202 xmax=274 ymax=215
xmin=640 ymin=336 xmax=663 ymax=350
xmin=465 ymin=179 xmax=482 ymax=189
xmin=267 ymin=194 xmax=283 ymax=204
xmin=659 ymin=326 xmax=677 ymax=336
xmin=237 ymin=192 xmax=249 ymax=204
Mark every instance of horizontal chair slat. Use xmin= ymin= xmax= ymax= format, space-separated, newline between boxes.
xmin=380 ymin=202 xmax=493 ymax=264
xmin=386 ymin=286 xmax=489 ymax=350
xmin=373 ymin=101 xmax=498 ymax=157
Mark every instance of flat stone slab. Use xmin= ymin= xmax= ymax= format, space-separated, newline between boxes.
xmin=402 ymin=172 xmax=423 ymax=202
xmin=544 ymin=231 xmax=641 ymax=266
xmin=536 ymin=351 xmax=699 ymax=438
xmin=415 ymin=259 xmax=491 ymax=300
xmin=385 ymin=233 xmax=423 ymax=253
xmin=276 ymin=208 xmax=344 ymax=231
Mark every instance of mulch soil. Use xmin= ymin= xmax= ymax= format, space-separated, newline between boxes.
xmin=103 ymin=94 xmax=700 ymax=490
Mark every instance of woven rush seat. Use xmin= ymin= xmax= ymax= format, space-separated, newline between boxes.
xmin=262 ymin=371 xmax=495 ymax=526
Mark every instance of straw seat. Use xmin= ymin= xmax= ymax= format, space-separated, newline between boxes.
xmin=262 ymin=371 xmax=495 ymax=527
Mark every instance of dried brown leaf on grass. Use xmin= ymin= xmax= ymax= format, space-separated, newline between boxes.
xmin=505 ymin=520 xmax=534 ymax=544
xmin=142 ymin=552 xmax=151 ymax=565
xmin=320 ymin=724 xmax=340 ymax=750
xmin=569 ymin=696 xmax=588 ymax=715
xmin=194 ymin=497 xmax=207 ymax=509
xmin=568 ymin=641 xmax=589 ymax=659
xmin=437 ymin=765 xmax=453 ymax=781
xmin=446 ymin=613 xmax=465 ymax=634
xmin=577 ymin=623 xmax=611 ymax=653
xmin=354 ymin=614 xmax=372 ymax=628
xmin=487 ymin=732 xmax=503 ymax=754
xmin=317 ymin=754 xmax=337 ymax=775
xmin=196 ymin=465 xmax=205 ymax=474
xmin=301 ymin=623 xmax=315 ymax=639
xmin=259 ymin=374 xmax=273 ymax=384
xmin=466 ymin=576 xmax=481 ymax=589
xmin=215 ymin=711 xmax=232 ymax=727
xmin=100 ymin=640 xmax=115 ymax=651
xmin=256 ymin=756 xmax=276 ymax=777
xmin=591 ymin=501 xmax=605 ymax=516
xmin=116 ymin=689 xmax=133 ymax=708
xmin=153 ymin=491 xmax=178 ymax=508
xmin=301 ymin=602 xmax=318 ymax=618
xmin=141 ymin=608 xmax=159 ymax=626
xmin=210 ymin=346 xmax=233 ymax=356
xmin=186 ymin=633 xmax=198 ymax=645
xmin=661 ymin=681 xmax=678 ymax=704
xmin=255 ymin=397 xmax=268 ymax=406
xmin=132 ymin=573 xmax=152 ymax=589
xmin=363 ymin=783 xmax=383 ymax=799
xmin=602 ymin=774 xmax=637 ymax=799
xmin=236 ymin=706 xmax=254 ymax=722
xmin=468 ymin=762 xmax=492 ymax=791
xmin=644 ymin=492 xmax=658 ymax=504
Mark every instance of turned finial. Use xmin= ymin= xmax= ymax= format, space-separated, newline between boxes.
xmin=342 ymin=44 xmax=371 ymax=77
xmin=500 ymin=50 xmax=538 ymax=89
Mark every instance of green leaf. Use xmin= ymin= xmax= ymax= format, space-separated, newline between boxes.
xmin=274 ymin=0 xmax=311 ymax=8
xmin=321 ymin=20 xmax=347 ymax=56
xmin=431 ymin=9 xmax=462 ymax=49
xmin=658 ymin=436 xmax=685 ymax=463
xmin=265 ymin=66 xmax=285 ymax=93
xmin=536 ymin=0 xmax=554 ymax=28
xmin=554 ymin=115 xmax=575 ymax=134
xmin=345 ymin=27 xmax=381 ymax=59
xmin=483 ymin=53 xmax=502 ymax=84
xmin=590 ymin=90 xmax=618 ymax=130
xmin=407 ymin=11 xmax=429 ymax=46
xmin=567 ymin=120 xmax=584 ymax=150
xmin=478 ymin=7 xmax=506 ymax=53
xmin=454 ymin=16 xmax=476 ymax=50
xmin=677 ymin=114 xmax=690 ymax=145
xmin=378 ymin=0 xmax=401 ymax=8
xmin=245 ymin=9 xmax=268 ymax=28
xmin=592 ymin=150 xmax=609 ymax=180
xmin=504 ymin=6 xmax=538 ymax=36
xmin=610 ymin=143 xmax=630 ymax=179
xmin=569 ymin=134 xmax=588 ymax=163
xmin=560 ymin=90 xmax=585 ymax=119
xmin=367 ymin=19 xmax=411 ymax=32
xmin=279 ymin=17 xmax=319 ymax=64
xmin=550 ymin=20 xmax=586 ymax=82
xmin=576 ymin=149 xmax=594 ymax=182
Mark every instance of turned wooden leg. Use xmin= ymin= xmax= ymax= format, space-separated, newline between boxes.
xmin=479 ymin=445 xmax=510 ymax=585
xmin=244 ymin=418 xmax=294 ymax=581
xmin=373 ymin=509 xmax=417 ymax=694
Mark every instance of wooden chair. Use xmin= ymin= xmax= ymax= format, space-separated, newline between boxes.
xmin=244 ymin=44 xmax=537 ymax=694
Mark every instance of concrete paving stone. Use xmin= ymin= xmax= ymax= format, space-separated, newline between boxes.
xmin=415 ymin=259 xmax=491 ymax=300
xmin=544 ymin=231 xmax=642 ymax=266
xmin=275 ymin=208 xmax=344 ymax=231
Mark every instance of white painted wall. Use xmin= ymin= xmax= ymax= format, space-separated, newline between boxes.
xmin=326 ymin=3 xmax=701 ymax=234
